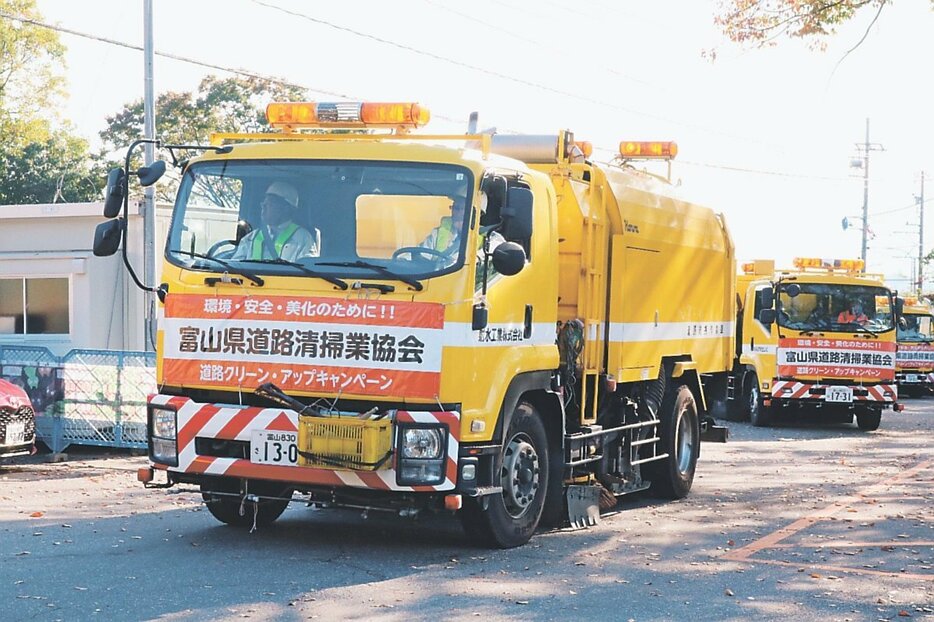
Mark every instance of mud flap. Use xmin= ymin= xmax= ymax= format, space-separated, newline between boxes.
xmin=566 ymin=485 xmax=601 ymax=529
xmin=699 ymin=415 xmax=729 ymax=443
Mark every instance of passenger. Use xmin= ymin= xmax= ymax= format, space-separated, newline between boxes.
xmin=419 ymin=190 xmax=468 ymax=258
xmin=232 ymin=181 xmax=319 ymax=262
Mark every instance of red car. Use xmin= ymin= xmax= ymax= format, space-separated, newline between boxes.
xmin=0 ymin=378 xmax=36 ymax=459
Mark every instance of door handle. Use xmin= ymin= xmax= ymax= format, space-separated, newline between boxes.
xmin=524 ymin=304 xmax=533 ymax=339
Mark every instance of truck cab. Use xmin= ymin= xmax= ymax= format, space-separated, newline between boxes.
xmin=894 ymin=297 xmax=934 ymax=396
xmin=733 ymin=258 xmax=900 ymax=431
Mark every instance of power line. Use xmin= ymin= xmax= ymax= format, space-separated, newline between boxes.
xmin=0 ymin=9 xmax=469 ymax=126
xmin=0 ymin=9 xmax=853 ymax=182
xmin=249 ymin=0 xmax=785 ymax=149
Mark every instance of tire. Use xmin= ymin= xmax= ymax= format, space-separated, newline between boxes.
xmin=459 ymin=402 xmax=549 ymax=548
xmin=201 ymin=478 xmax=293 ymax=528
xmin=856 ymin=409 xmax=882 ymax=431
xmin=645 ymin=384 xmax=699 ymax=499
xmin=746 ymin=374 xmax=771 ymax=427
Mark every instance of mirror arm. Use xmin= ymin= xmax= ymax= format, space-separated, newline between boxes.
xmin=119 ymin=138 xmax=161 ymax=294
xmin=163 ymin=143 xmax=232 ymax=168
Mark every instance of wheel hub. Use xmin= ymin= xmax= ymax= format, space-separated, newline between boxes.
xmin=500 ymin=436 xmax=540 ymax=518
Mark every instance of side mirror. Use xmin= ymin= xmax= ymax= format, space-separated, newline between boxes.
xmin=235 ymin=219 xmax=253 ymax=243
xmin=786 ymin=283 xmax=801 ymax=298
xmin=758 ymin=308 xmax=776 ymax=326
xmin=137 ymin=160 xmax=166 ymax=187
xmin=501 ymin=187 xmax=533 ymax=241
xmin=103 ymin=168 xmax=126 ymax=218
xmin=759 ymin=287 xmax=775 ymax=309
xmin=93 ymin=219 xmax=124 ymax=257
xmin=491 ymin=241 xmax=526 ymax=276
xmin=895 ymin=296 xmax=904 ymax=315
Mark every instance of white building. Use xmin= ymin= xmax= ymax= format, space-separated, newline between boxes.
xmin=0 ymin=201 xmax=170 ymax=355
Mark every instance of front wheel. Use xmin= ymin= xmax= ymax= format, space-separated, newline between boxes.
xmin=746 ymin=374 xmax=772 ymax=427
xmin=645 ymin=384 xmax=699 ymax=499
xmin=856 ymin=409 xmax=882 ymax=431
xmin=201 ymin=478 xmax=293 ymax=528
xmin=459 ymin=402 xmax=550 ymax=548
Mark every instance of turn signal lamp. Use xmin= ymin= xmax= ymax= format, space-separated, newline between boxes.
xmin=266 ymin=101 xmax=430 ymax=129
xmin=619 ymin=141 xmax=678 ymax=160
xmin=742 ymin=262 xmax=755 ymax=274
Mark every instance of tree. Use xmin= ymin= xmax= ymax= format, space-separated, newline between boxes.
xmin=0 ymin=0 xmax=65 ymax=139
xmin=0 ymin=133 xmax=106 ymax=204
xmin=713 ymin=0 xmax=930 ymax=49
xmin=0 ymin=0 xmax=102 ymax=204
xmin=99 ymin=75 xmax=308 ymax=202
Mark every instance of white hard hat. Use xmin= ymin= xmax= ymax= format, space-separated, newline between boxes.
xmin=266 ymin=181 xmax=299 ymax=208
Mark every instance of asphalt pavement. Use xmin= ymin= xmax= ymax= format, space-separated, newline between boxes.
xmin=1 ymin=399 xmax=932 ymax=621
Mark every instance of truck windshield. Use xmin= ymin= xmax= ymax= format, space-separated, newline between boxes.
xmin=166 ymin=160 xmax=474 ymax=281
xmin=897 ymin=313 xmax=934 ymax=342
xmin=776 ymin=283 xmax=894 ymax=333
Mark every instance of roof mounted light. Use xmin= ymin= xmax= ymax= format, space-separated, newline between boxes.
xmin=619 ymin=141 xmax=677 ymax=160
xmin=792 ymin=257 xmax=865 ymax=272
xmin=265 ymin=101 xmax=430 ymax=130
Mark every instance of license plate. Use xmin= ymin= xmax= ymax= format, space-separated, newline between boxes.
xmin=825 ymin=387 xmax=853 ymax=403
xmin=4 ymin=421 xmax=25 ymax=445
xmin=906 ymin=374 xmax=919 ymax=383
xmin=250 ymin=430 xmax=298 ymax=465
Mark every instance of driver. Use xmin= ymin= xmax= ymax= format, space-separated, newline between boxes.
xmin=231 ymin=181 xmax=319 ymax=262
xmin=837 ymin=300 xmax=869 ymax=325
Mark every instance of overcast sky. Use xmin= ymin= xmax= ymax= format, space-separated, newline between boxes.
xmin=31 ymin=0 xmax=934 ymax=290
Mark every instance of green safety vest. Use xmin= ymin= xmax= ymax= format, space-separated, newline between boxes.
xmin=433 ymin=217 xmax=455 ymax=251
xmin=252 ymin=223 xmax=299 ymax=259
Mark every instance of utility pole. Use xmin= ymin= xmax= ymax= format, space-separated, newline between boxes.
xmin=851 ymin=119 xmax=884 ymax=267
xmin=143 ymin=0 xmax=156 ymax=351
xmin=919 ymin=171 xmax=926 ymax=295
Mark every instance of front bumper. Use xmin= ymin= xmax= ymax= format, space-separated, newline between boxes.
xmin=0 ymin=406 xmax=36 ymax=459
xmin=895 ymin=371 xmax=934 ymax=386
xmin=147 ymin=394 xmax=460 ymax=493
xmin=769 ymin=380 xmax=898 ymax=409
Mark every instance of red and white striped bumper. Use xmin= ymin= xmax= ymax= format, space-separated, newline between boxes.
xmin=149 ymin=394 xmax=459 ymax=492
xmin=770 ymin=380 xmax=897 ymax=403
xmin=895 ymin=371 xmax=934 ymax=385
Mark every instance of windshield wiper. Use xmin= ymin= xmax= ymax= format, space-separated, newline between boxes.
xmin=240 ymin=258 xmax=349 ymax=290
xmin=844 ymin=323 xmax=879 ymax=337
xmin=169 ymin=249 xmax=264 ymax=286
xmin=316 ymin=260 xmax=424 ymax=291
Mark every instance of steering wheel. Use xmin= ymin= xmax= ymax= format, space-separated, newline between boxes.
xmin=391 ymin=246 xmax=451 ymax=262
xmin=206 ymin=239 xmax=236 ymax=258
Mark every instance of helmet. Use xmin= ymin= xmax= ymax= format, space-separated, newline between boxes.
xmin=265 ymin=181 xmax=299 ymax=208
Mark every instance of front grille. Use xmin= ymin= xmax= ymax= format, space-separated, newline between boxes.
xmin=194 ymin=437 xmax=249 ymax=459
xmin=0 ymin=406 xmax=36 ymax=443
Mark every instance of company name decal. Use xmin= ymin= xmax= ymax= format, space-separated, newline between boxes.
xmin=162 ymin=294 xmax=444 ymax=398
xmin=777 ymin=338 xmax=896 ymax=380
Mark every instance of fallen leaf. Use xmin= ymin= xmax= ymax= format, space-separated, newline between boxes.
xmin=898 ymin=611 xmax=911 ymax=617
xmin=810 ymin=573 xmax=822 ymax=579
xmin=29 ymin=512 xmax=43 ymax=518
xmin=725 ymin=589 xmax=735 ymax=597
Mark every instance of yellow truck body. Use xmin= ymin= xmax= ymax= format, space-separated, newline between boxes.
xmin=97 ymin=103 xmax=731 ymax=547
xmin=732 ymin=258 xmax=901 ymax=430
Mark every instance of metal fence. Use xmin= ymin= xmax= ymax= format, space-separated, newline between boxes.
xmin=0 ymin=346 xmax=155 ymax=453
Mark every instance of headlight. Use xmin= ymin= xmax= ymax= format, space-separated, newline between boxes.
xmin=148 ymin=405 xmax=178 ymax=467
xmin=396 ymin=424 xmax=448 ymax=486
xmin=401 ymin=428 xmax=443 ymax=459
xmin=154 ymin=409 xmax=177 ymax=439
